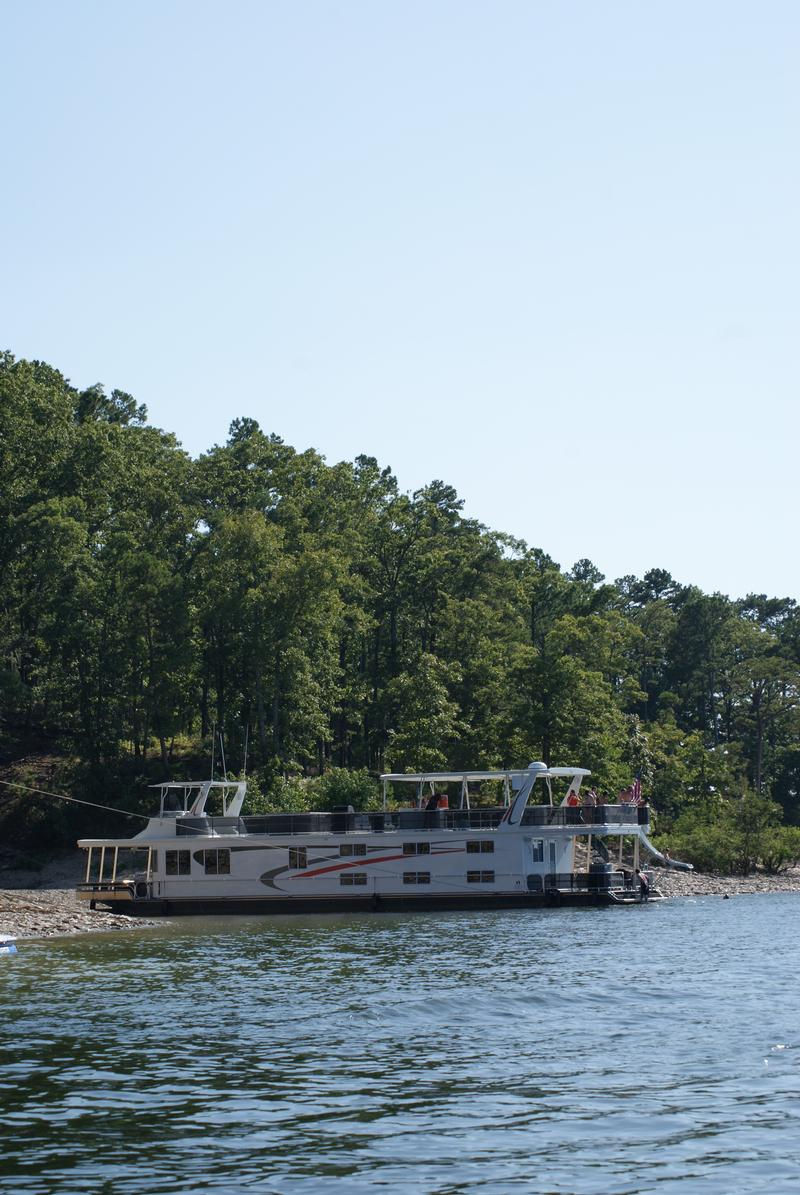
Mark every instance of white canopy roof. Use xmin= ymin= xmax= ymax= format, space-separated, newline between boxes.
xmin=148 ymin=780 xmax=241 ymax=789
xmin=380 ymin=767 xmax=591 ymax=783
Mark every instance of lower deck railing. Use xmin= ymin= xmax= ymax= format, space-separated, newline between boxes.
xmin=542 ymin=872 xmax=645 ymax=893
xmin=77 ymin=881 xmax=135 ymax=900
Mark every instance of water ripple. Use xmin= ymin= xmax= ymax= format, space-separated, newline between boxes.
xmin=2 ymin=897 xmax=800 ymax=1192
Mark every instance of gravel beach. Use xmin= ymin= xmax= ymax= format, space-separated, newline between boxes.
xmin=0 ymin=853 xmax=156 ymax=939
xmin=2 ymin=853 xmax=799 ymax=940
xmin=655 ymin=865 xmax=800 ymax=899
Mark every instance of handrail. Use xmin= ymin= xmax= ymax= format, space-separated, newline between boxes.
xmin=544 ymin=871 xmax=633 ymax=892
xmin=522 ymin=806 xmax=648 ymax=827
xmin=195 ymin=803 xmax=651 ymax=837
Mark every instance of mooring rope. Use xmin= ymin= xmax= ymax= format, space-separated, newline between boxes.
xmin=0 ymin=778 xmax=150 ymax=820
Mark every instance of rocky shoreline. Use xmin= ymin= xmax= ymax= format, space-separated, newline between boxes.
xmin=0 ymin=887 xmax=155 ymax=939
xmin=2 ymin=855 xmax=799 ymax=941
xmin=654 ymin=864 xmax=800 ymax=899
xmin=0 ymin=852 xmax=157 ymax=940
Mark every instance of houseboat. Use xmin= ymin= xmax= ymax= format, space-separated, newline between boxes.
xmin=76 ymin=763 xmax=685 ymax=915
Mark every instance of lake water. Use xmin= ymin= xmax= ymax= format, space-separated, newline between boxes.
xmin=1 ymin=894 xmax=799 ymax=1194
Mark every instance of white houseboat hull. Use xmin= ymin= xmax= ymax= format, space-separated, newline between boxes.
xmin=77 ymin=767 xmax=666 ymax=915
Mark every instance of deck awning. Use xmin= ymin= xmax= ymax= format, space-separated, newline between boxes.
xmin=380 ymin=768 xmax=591 ymax=783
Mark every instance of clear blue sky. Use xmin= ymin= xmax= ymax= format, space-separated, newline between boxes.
xmin=3 ymin=1 xmax=798 ymax=600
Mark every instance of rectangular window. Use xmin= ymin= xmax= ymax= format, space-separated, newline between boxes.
xmin=531 ymin=840 xmax=544 ymax=863
xmin=340 ymin=872 xmax=368 ymax=886
xmin=402 ymin=842 xmax=431 ymax=856
xmin=467 ymin=870 xmax=495 ymax=884
xmin=466 ymin=840 xmax=494 ymax=854
xmin=403 ymin=872 xmax=431 ymax=884
xmin=165 ymin=850 xmax=191 ymax=876
xmin=289 ymin=848 xmax=307 ymax=870
xmin=203 ymin=849 xmax=231 ymax=876
xmin=339 ymin=843 xmax=366 ymax=857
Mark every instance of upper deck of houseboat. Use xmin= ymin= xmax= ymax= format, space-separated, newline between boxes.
xmin=77 ymin=765 xmax=650 ymax=849
xmin=152 ymin=803 xmax=650 ymax=838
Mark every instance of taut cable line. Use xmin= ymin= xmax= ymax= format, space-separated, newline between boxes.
xmin=0 ymin=779 xmax=150 ymax=820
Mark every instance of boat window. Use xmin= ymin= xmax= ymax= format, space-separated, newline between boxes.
xmin=203 ymin=849 xmax=231 ymax=875
xmin=165 ymin=850 xmax=191 ymax=876
xmin=340 ymin=873 xmax=368 ymax=886
xmin=403 ymin=872 xmax=431 ymax=884
xmin=402 ymin=842 xmax=431 ymax=855
xmin=467 ymin=870 xmax=495 ymax=883
xmin=289 ymin=848 xmax=308 ymax=869
xmin=339 ymin=843 xmax=367 ymax=857
xmin=466 ymin=840 xmax=494 ymax=854
xmin=531 ymin=840 xmax=544 ymax=863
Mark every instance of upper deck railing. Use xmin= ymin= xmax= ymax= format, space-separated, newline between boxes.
xmin=172 ymin=804 xmax=649 ymax=837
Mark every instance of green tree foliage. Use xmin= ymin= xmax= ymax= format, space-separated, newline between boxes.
xmin=664 ymin=793 xmax=793 ymax=874
xmin=2 ymin=350 xmax=800 ymax=864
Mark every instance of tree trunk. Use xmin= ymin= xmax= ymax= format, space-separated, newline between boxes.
xmin=272 ymin=684 xmax=281 ymax=757
xmin=200 ymin=672 xmax=210 ymax=739
xmin=255 ymin=677 xmax=268 ymax=758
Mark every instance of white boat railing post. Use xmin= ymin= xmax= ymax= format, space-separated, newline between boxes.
xmin=85 ymin=847 xmax=92 ymax=883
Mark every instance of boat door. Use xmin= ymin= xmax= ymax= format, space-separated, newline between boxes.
xmin=548 ymin=841 xmax=557 ymax=875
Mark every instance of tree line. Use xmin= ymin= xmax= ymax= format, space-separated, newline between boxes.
xmin=2 ymin=351 xmax=799 ymax=866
